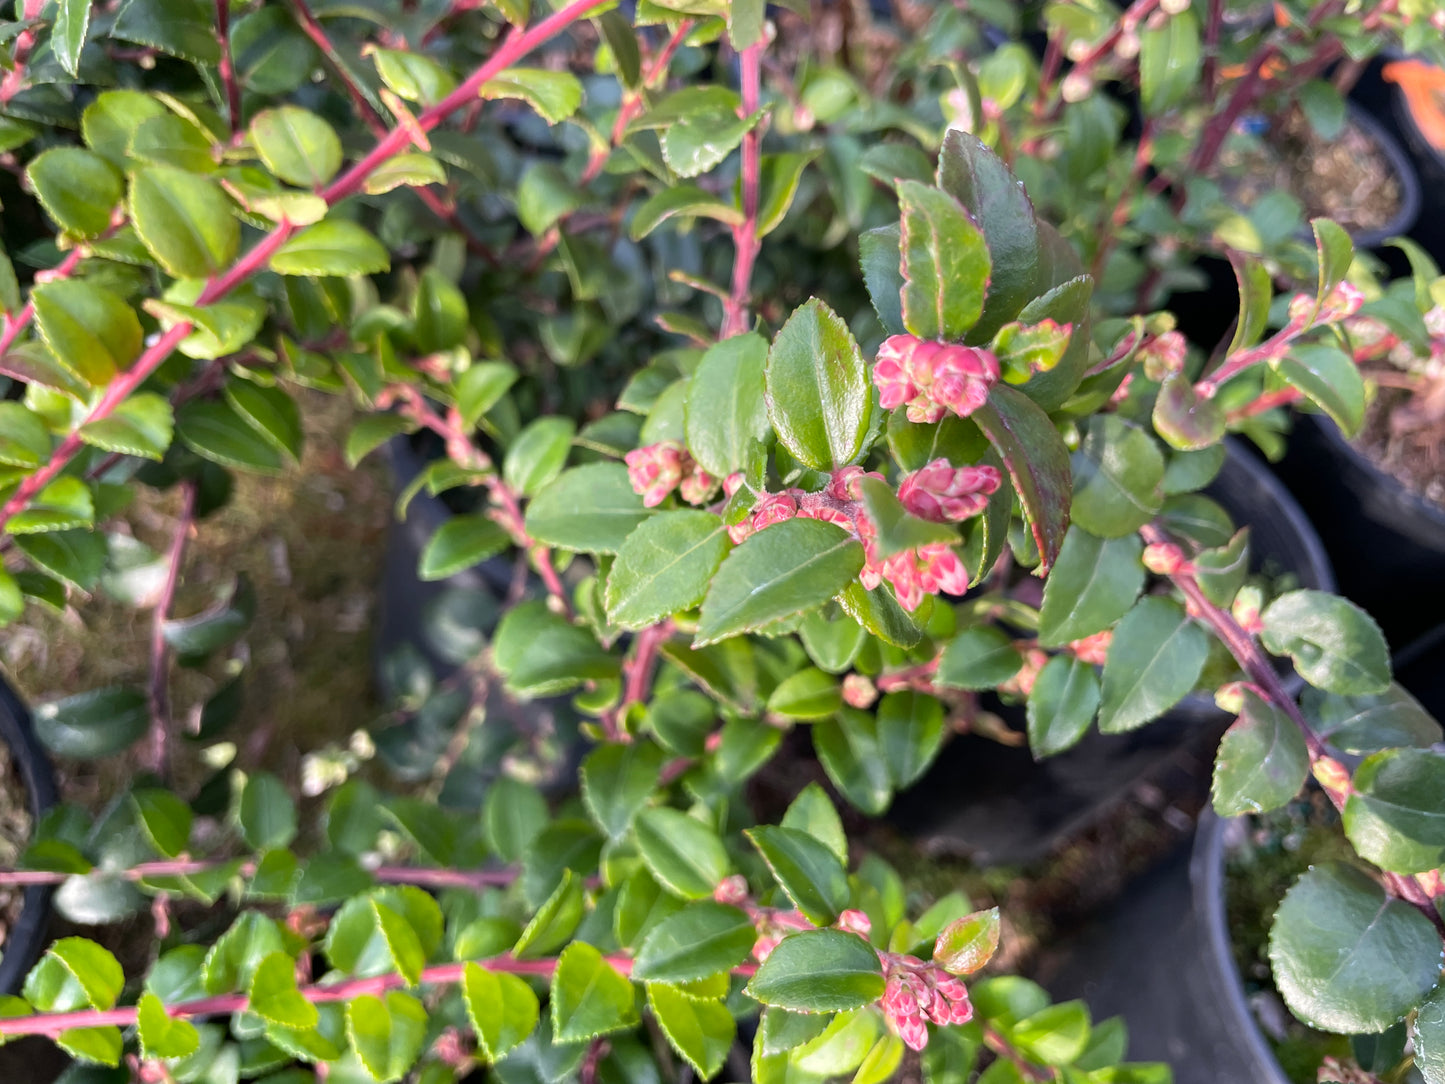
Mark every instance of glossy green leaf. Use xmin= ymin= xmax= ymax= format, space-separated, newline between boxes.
xmin=130 ymin=167 xmax=239 ymax=277
xmin=136 ymin=992 xmax=201 ymax=1059
xmin=607 ymin=511 xmax=731 ymax=629
xmin=1412 ymin=984 xmax=1445 ymax=1084
xmin=1070 ymin=417 xmax=1165 ymax=538
xmin=463 ymin=964 xmax=539 ymax=1061
xmin=1211 ymin=689 xmax=1309 ymax=816
xmin=697 ymin=519 xmax=864 ymax=646
xmin=1304 ymin=684 xmax=1443 ymax=754
xmin=748 ymin=825 xmax=850 ymax=925
xmin=27 ymin=147 xmax=122 ymax=238
xmin=34 ymin=686 xmax=148 ymax=758
xmin=525 ymin=463 xmax=650 ymax=555
xmin=1098 ymin=597 xmax=1209 ymax=733
xmin=766 ymin=667 xmax=842 ymax=719
xmin=1259 ymin=590 xmax=1390 ymax=696
xmin=836 ymin=580 xmax=925 ymax=649
xmin=972 ymin=385 xmax=1071 ymax=572
xmin=1313 ymin=218 xmax=1354 ymax=300
xmin=249 ymin=107 xmax=342 ymax=187
xmin=1139 ymin=8 xmax=1201 ymax=115
xmin=480 ymin=68 xmax=584 ymax=125
xmin=225 ymin=381 xmax=302 ymax=460
xmin=249 ymin=952 xmax=318 ymax=1029
xmin=632 ymin=902 xmax=756 ymax=983
xmin=512 ymin=870 xmax=586 ymax=958
xmin=937 ymin=625 xmax=1022 ymax=690
xmin=630 ymin=185 xmax=744 ymax=239
xmin=346 ymin=991 xmax=427 ymax=1082
xmin=1344 ymin=749 xmax=1445 ymax=873
xmin=133 ymin=789 xmax=193 ymax=858
xmin=177 ymin=400 xmax=285 ymax=474
xmin=492 ymin=600 xmax=617 ymax=697
xmin=1271 ymin=343 xmax=1366 ymax=438
xmin=550 ymin=942 xmax=638 ymax=1042
xmin=662 ymin=108 xmax=762 ymax=178
xmin=634 ymin=808 xmax=731 ymax=900
xmin=897 ymin=179 xmax=989 ymax=342
xmin=57 ymin=1026 xmax=123 ymax=1065
xmin=1011 ymin=1001 xmax=1092 ymax=1066
xmin=32 ymin=280 xmax=142 ymax=386
xmin=581 ymin=740 xmax=666 ymax=840
xmin=685 ymin=333 xmax=770 ymax=478
xmin=765 ymin=298 xmax=873 ymax=471
xmin=746 ymin=930 xmax=884 ymax=1013
xmin=483 ymin=776 xmax=549 ymax=863
xmin=1027 ymin=654 xmax=1099 ymax=758
xmin=503 ymin=416 xmax=574 ymax=496
xmin=813 ymin=708 xmax=891 ymax=816
xmin=270 ymin=220 xmax=390 ymax=276
xmin=238 ymin=772 xmax=297 ymax=850
xmin=1038 ymin=529 xmax=1143 ymax=646
xmin=1268 ymin=863 xmax=1441 ymax=1033
xmin=368 ymin=47 xmax=456 ymax=105
xmin=419 ymin=514 xmax=508 ymax=581
xmin=79 ymin=393 xmax=174 ymax=460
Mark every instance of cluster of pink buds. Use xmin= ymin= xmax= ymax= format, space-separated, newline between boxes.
xmin=880 ymin=954 xmax=974 ymax=1051
xmin=625 ymin=441 xmax=716 ymax=508
xmin=872 ymin=335 xmax=1000 ymax=423
xmin=1286 ymin=281 xmax=1366 ymax=326
xmin=859 ymin=540 xmax=970 ymax=612
xmin=841 ymin=673 xmax=877 ymax=709
xmin=1142 ymin=541 xmax=1189 ymax=576
xmin=1138 ymin=330 xmax=1187 ymax=381
xmin=898 ymin=459 xmax=1001 ymax=522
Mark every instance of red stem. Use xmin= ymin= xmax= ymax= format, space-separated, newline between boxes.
xmin=580 ymin=19 xmax=694 ymax=185
xmin=0 ymin=0 xmax=48 ymax=104
xmin=215 ymin=0 xmax=242 ymax=133
xmin=0 ymin=860 xmax=525 ymax=889
xmin=722 ymin=43 xmax=764 ymax=338
xmin=144 ymin=480 xmax=198 ymax=778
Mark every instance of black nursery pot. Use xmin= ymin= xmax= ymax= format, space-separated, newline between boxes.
xmin=886 ymin=439 xmax=1335 ymax=868
xmin=0 ymin=676 xmax=57 ymax=995
xmin=1272 ymin=412 xmax=1445 ymax=649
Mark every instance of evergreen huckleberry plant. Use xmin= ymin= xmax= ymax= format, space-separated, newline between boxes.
xmin=1 ymin=1 xmax=1445 ymax=1083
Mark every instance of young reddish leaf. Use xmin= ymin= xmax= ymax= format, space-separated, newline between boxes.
xmin=971 ymin=385 xmax=1071 ymax=573
xmin=896 ymin=179 xmax=990 ymax=343
xmin=934 ymin=908 xmax=1001 ymax=976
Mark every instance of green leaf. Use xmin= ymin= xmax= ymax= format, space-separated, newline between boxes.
xmin=492 ymin=599 xmax=617 ymax=697
xmin=877 ymin=691 xmax=947 ymax=789
xmin=28 ymin=938 xmax=124 ymax=1010
xmin=52 ymin=0 xmax=91 ymax=77
xmin=133 ymin=789 xmax=193 ymax=858
xmin=897 ymin=179 xmax=990 ymax=342
xmin=1228 ymin=253 xmax=1273 ymax=355
xmin=463 ymin=964 xmax=539 ymax=1061
xmin=934 ymin=908 xmax=1001 ymax=975
xmin=480 ymin=69 xmax=584 ymax=125
xmin=550 ymin=942 xmax=638 ymax=1043
xmin=1011 ymin=1001 xmax=1092 ymax=1066
xmin=503 ymin=416 xmax=575 ymax=496
xmin=1139 ymin=8 xmax=1201 ymax=115
xmin=813 ymin=708 xmax=891 ymax=816
xmin=177 ymin=400 xmax=285 ymax=474
xmin=746 ymin=930 xmax=884 ymax=1013
xmin=1304 ymin=684 xmax=1443 ymax=754
xmin=836 ymin=579 xmax=926 ymax=649
xmin=727 ymin=0 xmax=764 ymax=48
xmin=685 ymin=333 xmax=770 ymax=478
xmin=34 ymin=687 xmax=147 ymax=758
xmin=1211 ymin=689 xmax=1310 ymax=816
xmin=748 ymin=826 xmax=850 ymax=926
xmin=238 ymin=772 xmax=297 ymax=850
xmin=937 ymin=626 xmax=1022 ymax=691
xmin=854 ymin=477 xmax=957 ymax=559
xmin=765 ymin=298 xmax=873 ymax=471
xmin=26 ymin=147 xmax=122 ymax=237
xmin=1313 ymin=218 xmax=1354 ymax=300
xmin=630 ymin=184 xmax=745 ymax=239
xmin=972 ymin=385 xmax=1071 ymax=572
xmin=1098 ymin=597 xmax=1209 ymax=733
xmin=249 ymin=952 xmax=317 ymax=1029
xmin=860 ymin=224 xmax=905 ymax=337
xmin=632 ymin=902 xmax=756 ymax=983
xmin=363 ymin=152 xmax=448 ymax=195
xmin=1412 ymin=984 xmax=1445 ymax=1084
xmin=581 ymin=740 xmax=666 ymax=840
xmin=662 ymin=109 xmax=763 ymax=179
xmin=935 ymin=130 xmax=1042 ymax=341
xmin=516 ymin=162 xmax=584 ymax=236
xmin=111 ymin=0 xmax=218 ymax=63
xmin=649 ymin=984 xmax=735 ymax=1079
xmin=346 ymin=991 xmax=427 ymax=1082
xmin=455 ymin=361 xmax=519 ymax=428
xmin=1299 ymin=81 xmax=1346 ymax=140
xmin=697 ymin=519 xmax=864 ymax=645
xmin=0 ymin=402 xmax=49 ymax=468
xmin=368 ymin=47 xmax=456 ymax=105
xmin=136 ymin=992 xmax=201 ymax=1059
xmin=1070 ymin=417 xmax=1165 ymax=538
xmin=767 ymin=668 xmax=841 ymax=720
xmin=1259 ymin=590 xmax=1390 ymax=696
xmin=634 ymin=807 xmax=731 ymax=900
xmin=484 ymin=777 xmax=549 ymax=863
xmin=57 ymin=1026 xmax=123 ymax=1065
xmin=79 ymin=393 xmax=173 ymax=460
xmin=32 ymin=280 xmax=142 ymax=386
xmin=129 ymin=167 xmax=239 ymax=278
xmin=1038 ymin=529 xmax=1143 ymax=646
xmin=9 ymin=477 xmax=95 ymax=536
xmin=513 ymin=870 xmax=586 ymax=958
xmin=1268 ymin=863 xmax=1442 ymax=1033
xmin=249 ymin=106 xmax=342 ymax=188
xmin=1271 ymin=343 xmax=1366 ymax=438
xmin=225 ymin=381 xmax=302 ymax=460
xmin=270 ymin=219 xmax=390 ymax=276
xmin=607 ymin=511 xmax=731 ymax=629
xmin=756 ymin=150 xmax=819 ymax=237
xmin=1344 ymin=749 xmax=1445 ymax=874
xmin=1026 ymin=655 xmax=1099 ymax=758
xmin=419 ymin=515 xmax=509 ymax=581
xmin=1152 ymin=373 xmax=1225 ymax=452
xmin=204 ymin=912 xmax=287 ymax=994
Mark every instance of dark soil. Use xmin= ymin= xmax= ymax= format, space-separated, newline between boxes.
xmin=1224 ymin=109 xmax=1404 ymax=234
xmin=0 ymin=738 xmax=29 ymax=964
xmin=1354 ymin=384 xmax=1445 ymax=512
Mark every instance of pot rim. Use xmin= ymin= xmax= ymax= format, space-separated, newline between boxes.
xmin=1309 ymin=411 xmax=1445 ymax=530
xmin=0 ymin=677 xmax=58 ymax=996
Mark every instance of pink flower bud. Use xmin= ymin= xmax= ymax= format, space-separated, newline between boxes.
xmin=915 ymin=344 xmax=999 ymax=419
xmin=1287 ymin=292 xmax=1316 ymax=324
xmin=948 ymin=993 xmax=974 ymax=1024
xmin=896 ymin=1012 xmax=929 ymax=1051
xmin=837 ymin=909 xmax=872 ymax=938
xmin=713 ymin=874 xmax=749 ymax=905
xmin=883 ymin=977 xmax=917 ymax=1019
xmin=1000 ymin=647 xmax=1046 ymax=697
xmin=679 ymin=464 xmax=717 ymax=506
xmin=722 ymin=472 xmax=746 ymax=497
xmin=727 ymin=519 xmax=755 ymax=545
xmin=753 ymin=935 xmax=780 ymax=963
xmin=1142 ymin=542 xmax=1186 ymax=575
xmin=898 ymin=459 xmax=1002 ymax=522
xmin=841 ymin=674 xmax=877 ymax=709
xmin=796 ymin=501 xmax=855 ymax=530
xmin=1139 ymin=330 xmax=1187 ymax=381
xmin=750 ymin=491 xmax=799 ymax=532
xmin=625 ymin=442 xmax=686 ymax=507
xmin=1320 ymin=281 xmax=1364 ymax=322
xmin=828 ymin=465 xmax=882 ymax=502
xmin=873 ymin=337 xmax=921 ymax=410
xmin=1231 ymin=585 xmax=1264 ymax=633
xmin=1068 ymin=629 xmax=1112 ymax=666
xmin=933 ymin=976 xmax=968 ymax=1002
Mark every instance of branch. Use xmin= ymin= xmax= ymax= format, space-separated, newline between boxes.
xmin=580 ymin=19 xmax=694 ymax=185
xmin=215 ymin=0 xmax=242 ymax=133
xmin=0 ymin=0 xmax=48 ymax=105
xmin=143 ymin=480 xmax=198 ymax=778
xmin=0 ymin=860 xmax=527 ymax=889
xmin=722 ymin=42 xmax=764 ymax=338
xmin=0 ymin=0 xmax=612 ymax=538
